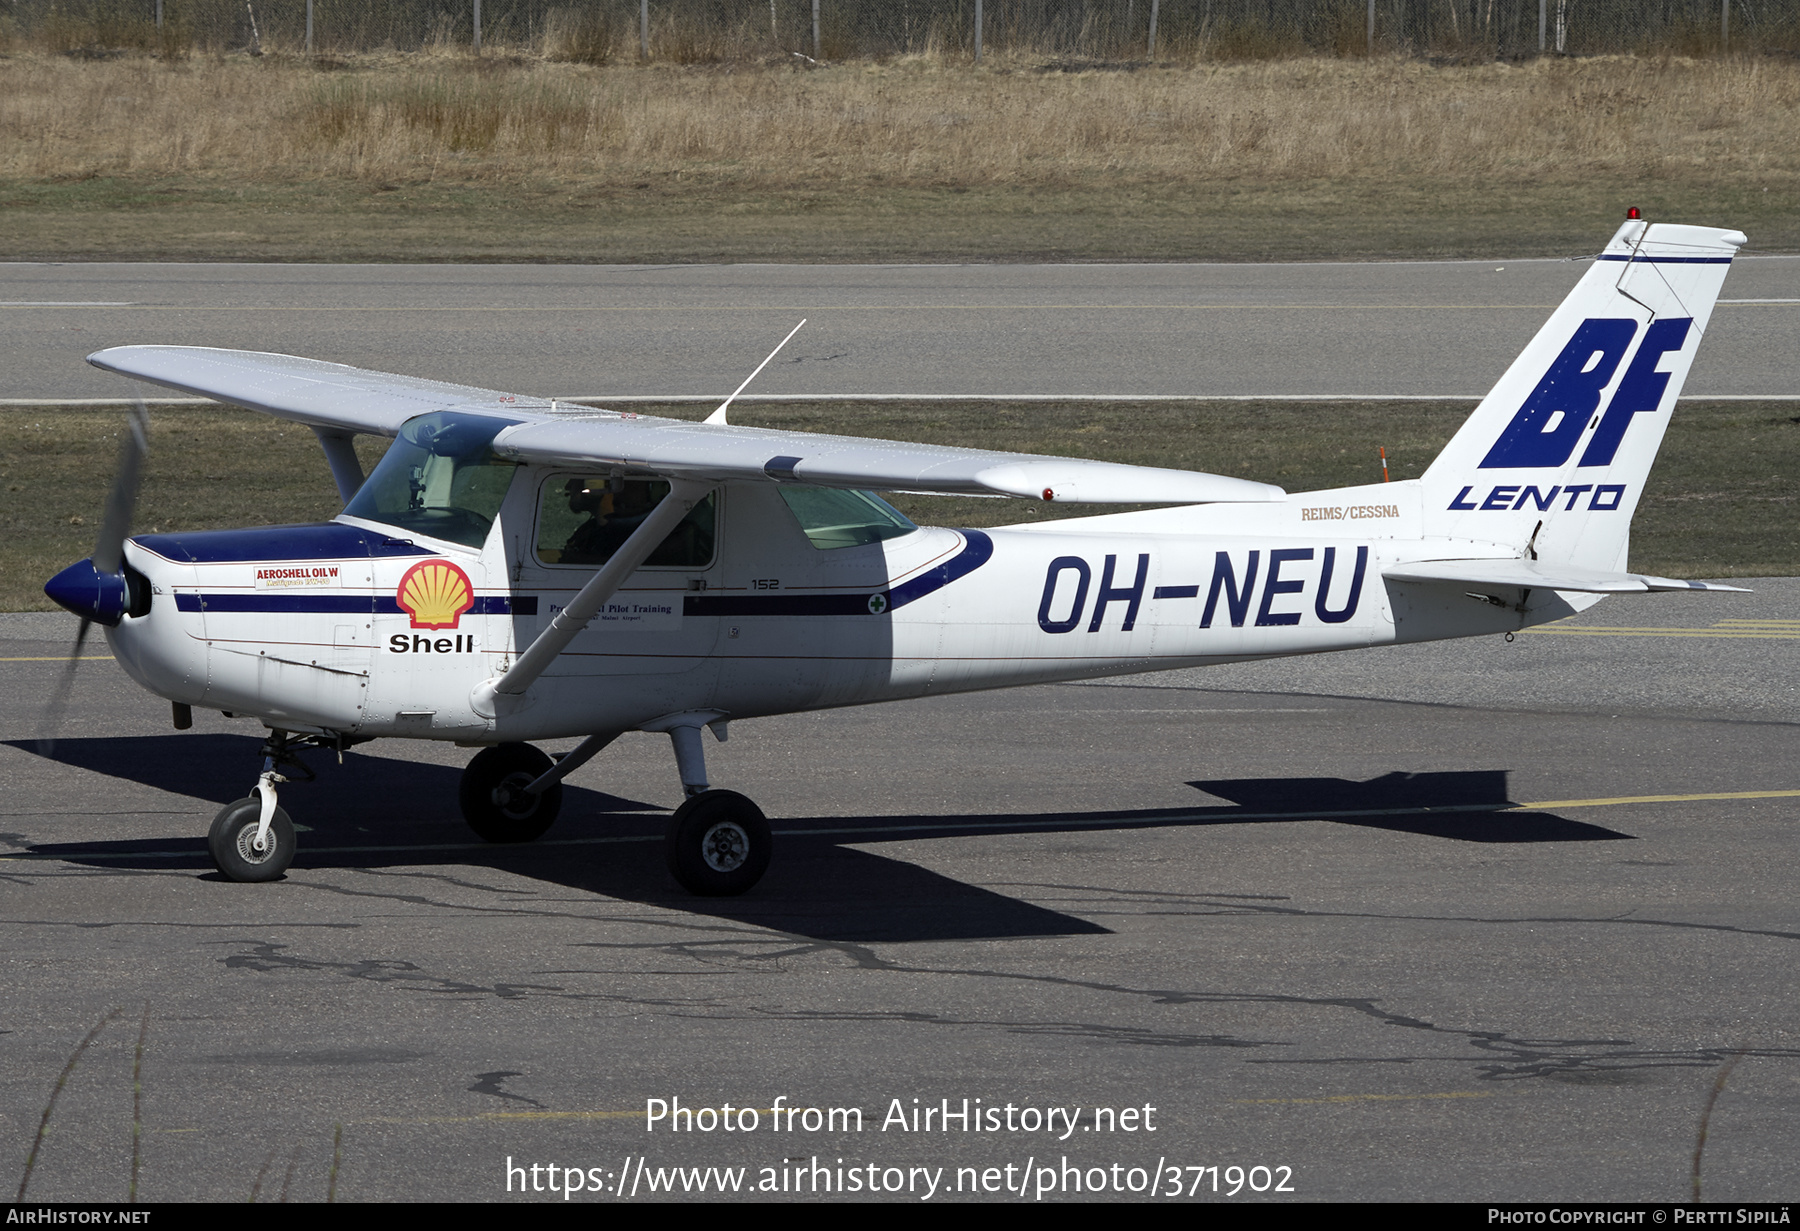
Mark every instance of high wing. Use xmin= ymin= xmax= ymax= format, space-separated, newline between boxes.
xmin=87 ymin=344 xmax=1284 ymax=506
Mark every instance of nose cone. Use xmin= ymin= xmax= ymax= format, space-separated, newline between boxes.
xmin=44 ymin=558 xmax=128 ymax=626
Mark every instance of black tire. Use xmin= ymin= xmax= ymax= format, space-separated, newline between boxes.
xmin=208 ymin=797 xmax=296 ymax=883
xmin=665 ymin=790 xmax=771 ymax=897
xmin=459 ymin=743 xmax=562 ymax=843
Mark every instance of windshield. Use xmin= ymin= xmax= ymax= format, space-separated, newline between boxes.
xmin=343 ymin=412 xmax=520 ymax=549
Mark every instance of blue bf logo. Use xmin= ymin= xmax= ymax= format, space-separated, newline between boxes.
xmin=1479 ymin=316 xmax=1691 ymax=469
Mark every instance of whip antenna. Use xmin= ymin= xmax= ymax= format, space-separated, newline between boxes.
xmin=705 ymin=319 xmax=806 ymax=426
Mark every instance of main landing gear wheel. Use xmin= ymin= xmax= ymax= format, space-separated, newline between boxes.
xmin=459 ymin=743 xmax=563 ymax=843
xmin=208 ymin=798 xmax=296 ymax=883
xmin=665 ymin=790 xmax=771 ymax=897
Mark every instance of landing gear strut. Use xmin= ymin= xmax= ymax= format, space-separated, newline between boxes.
xmin=642 ymin=712 xmax=771 ymax=897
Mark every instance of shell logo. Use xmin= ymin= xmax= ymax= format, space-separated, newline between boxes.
xmin=396 ymin=559 xmax=475 ymax=630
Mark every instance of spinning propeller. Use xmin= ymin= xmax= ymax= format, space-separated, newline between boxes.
xmin=39 ymin=402 xmax=150 ymax=753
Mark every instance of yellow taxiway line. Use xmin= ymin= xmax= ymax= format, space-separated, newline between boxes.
xmin=1514 ymin=789 xmax=1800 ymax=810
xmin=1525 ymin=618 xmax=1800 ymax=640
xmin=1525 ymin=628 xmax=1800 ymax=638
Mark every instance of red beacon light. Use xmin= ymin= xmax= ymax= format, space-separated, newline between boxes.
xmin=1626 ymin=207 xmax=1642 ymax=219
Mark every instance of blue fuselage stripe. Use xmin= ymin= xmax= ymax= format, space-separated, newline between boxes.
xmin=685 ymin=529 xmax=994 ymax=618
xmin=174 ymin=594 xmax=535 ymax=615
xmin=166 ymin=531 xmax=992 ymax=621
xmin=686 ymin=594 xmax=873 ymax=617
xmin=888 ymin=530 xmax=993 ymax=610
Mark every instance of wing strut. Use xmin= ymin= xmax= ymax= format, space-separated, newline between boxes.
xmin=469 ymin=478 xmax=714 ymax=719
xmin=311 ymin=427 xmax=366 ymax=502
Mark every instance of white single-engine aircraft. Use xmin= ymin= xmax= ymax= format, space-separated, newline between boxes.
xmin=47 ymin=218 xmax=1746 ymax=895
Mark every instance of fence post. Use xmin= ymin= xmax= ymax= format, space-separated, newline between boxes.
xmin=155 ymin=0 xmax=162 ymax=29
xmin=473 ymin=0 xmax=481 ymax=54
xmin=1147 ymin=0 xmax=1159 ymax=57
xmin=1722 ymin=0 xmax=1730 ymax=50
xmin=813 ymin=0 xmax=821 ymax=59
xmin=641 ymin=0 xmax=649 ymax=59
xmin=306 ymin=0 xmax=313 ymax=54
xmin=974 ymin=0 xmax=982 ymax=63
xmin=1538 ymin=0 xmax=1546 ymax=52
xmin=1367 ymin=0 xmax=1375 ymax=55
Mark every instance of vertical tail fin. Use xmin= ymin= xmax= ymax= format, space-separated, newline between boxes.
xmin=1421 ymin=220 xmax=1745 ymax=570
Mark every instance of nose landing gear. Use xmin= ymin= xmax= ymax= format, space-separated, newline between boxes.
xmin=206 ymin=729 xmax=362 ymax=884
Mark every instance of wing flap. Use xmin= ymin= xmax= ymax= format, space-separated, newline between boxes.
xmin=1383 ymin=558 xmax=1750 ymax=593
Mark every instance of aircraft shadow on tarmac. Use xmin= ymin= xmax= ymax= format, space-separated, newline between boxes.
xmin=12 ymin=737 xmax=1629 ymax=944
xmin=1187 ymin=770 xmax=1632 ymax=844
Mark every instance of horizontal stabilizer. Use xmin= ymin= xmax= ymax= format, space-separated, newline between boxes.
xmin=1383 ymin=558 xmax=1750 ymax=594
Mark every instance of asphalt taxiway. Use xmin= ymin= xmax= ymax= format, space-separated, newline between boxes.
xmin=4 ymin=256 xmax=1798 ymax=402
xmin=2 ymin=585 xmax=1795 ymax=1203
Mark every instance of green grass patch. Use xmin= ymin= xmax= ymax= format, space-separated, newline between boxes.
xmin=3 ymin=399 xmax=1792 ymax=611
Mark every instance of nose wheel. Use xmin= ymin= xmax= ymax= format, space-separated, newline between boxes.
xmin=665 ymin=790 xmax=771 ymax=897
xmin=208 ymin=797 xmax=296 ymax=883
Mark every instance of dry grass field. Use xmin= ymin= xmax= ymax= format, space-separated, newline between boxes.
xmin=5 ymin=399 xmax=1794 ymax=611
xmin=2 ymin=51 xmax=1796 ymax=260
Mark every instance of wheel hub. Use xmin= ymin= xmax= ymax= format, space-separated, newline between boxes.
xmin=699 ymin=820 xmax=750 ymax=873
xmin=234 ymin=823 xmax=277 ymax=865
xmin=492 ymin=773 xmax=540 ymax=820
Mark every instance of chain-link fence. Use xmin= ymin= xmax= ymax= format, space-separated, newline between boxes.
xmin=4 ymin=0 xmax=1795 ymax=60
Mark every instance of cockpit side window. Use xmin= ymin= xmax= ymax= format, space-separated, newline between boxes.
xmin=536 ymin=476 xmax=717 ymax=569
xmin=776 ymin=486 xmax=917 ymax=550
xmin=343 ymin=412 xmax=521 ymax=549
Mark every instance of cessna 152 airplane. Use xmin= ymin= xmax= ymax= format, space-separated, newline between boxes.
xmin=45 ymin=217 xmax=1747 ymax=895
